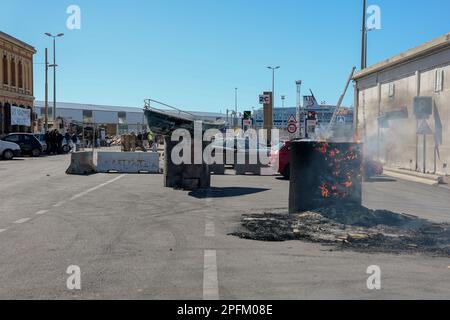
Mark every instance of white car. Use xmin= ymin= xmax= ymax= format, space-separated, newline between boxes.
xmin=0 ymin=140 xmax=21 ymax=160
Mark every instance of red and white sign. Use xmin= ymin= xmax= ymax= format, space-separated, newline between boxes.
xmin=243 ymin=119 xmax=252 ymax=127
xmin=287 ymin=115 xmax=297 ymax=124
xmin=287 ymin=114 xmax=298 ymax=134
xmin=287 ymin=123 xmax=297 ymax=134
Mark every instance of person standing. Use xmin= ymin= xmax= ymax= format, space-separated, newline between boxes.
xmin=57 ymin=130 xmax=63 ymax=153
xmin=44 ymin=131 xmax=51 ymax=154
xmin=71 ymin=132 xmax=78 ymax=152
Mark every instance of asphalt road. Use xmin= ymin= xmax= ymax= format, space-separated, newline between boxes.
xmin=0 ymin=154 xmax=449 ymax=299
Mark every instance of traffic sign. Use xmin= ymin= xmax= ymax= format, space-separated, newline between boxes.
xmin=417 ymin=119 xmax=433 ymax=135
xmin=414 ymin=97 xmax=433 ymax=119
xmin=243 ymin=119 xmax=252 ymax=127
xmin=259 ymin=95 xmax=271 ymax=105
xmin=287 ymin=114 xmax=297 ymax=124
xmin=287 ymin=123 xmax=297 ymax=134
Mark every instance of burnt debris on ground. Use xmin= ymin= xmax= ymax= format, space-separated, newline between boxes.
xmin=230 ymin=204 xmax=450 ymax=256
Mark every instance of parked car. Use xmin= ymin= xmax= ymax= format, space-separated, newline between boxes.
xmin=212 ymin=137 xmax=271 ymax=166
xmin=0 ymin=140 xmax=21 ymax=160
xmin=269 ymin=140 xmax=384 ymax=180
xmin=33 ymin=133 xmax=48 ymax=152
xmin=269 ymin=140 xmax=291 ymax=179
xmin=2 ymin=133 xmax=43 ymax=157
xmin=364 ymin=159 xmax=384 ymax=179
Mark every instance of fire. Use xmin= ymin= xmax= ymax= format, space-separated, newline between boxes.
xmin=343 ymin=180 xmax=353 ymax=188
xmin=319 ymin=184 xmax=331 ymax=198
xmin=316 ymin=143 xmax=329 ymax=154
xmin=342 ymin=174 xmax=354 ymax=188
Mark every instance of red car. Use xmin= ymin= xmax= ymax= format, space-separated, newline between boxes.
xmin=269 ymin=140 xmax=383 ymax=180
xmin=269 ymin=141 xmax=292 ymax=179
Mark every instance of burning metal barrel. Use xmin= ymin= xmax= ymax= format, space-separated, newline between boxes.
xmin=289 ymin=141 xmax=363 ymax=214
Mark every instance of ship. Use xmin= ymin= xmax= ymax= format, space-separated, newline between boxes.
xmin=143 ymin=99 xmax=226 ymax=136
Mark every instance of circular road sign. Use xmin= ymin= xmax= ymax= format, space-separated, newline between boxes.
xmin=287 ymin=123 xmax=297 ymax=134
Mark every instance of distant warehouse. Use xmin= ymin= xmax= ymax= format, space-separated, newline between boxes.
xmin=34 ymin=101 xmax=226 ymax=136
xmin=353 ymin=32 xmax=450 ymax=175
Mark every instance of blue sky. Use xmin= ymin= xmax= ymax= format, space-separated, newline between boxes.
xmin=2 ymin=0 xmax=450 ymax=113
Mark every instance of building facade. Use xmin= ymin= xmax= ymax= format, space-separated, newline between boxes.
xmin=34 ymin=101 xmax=227 ymax=137
xmin=0 ymin=31 xmax=36 ymax=136
xmin=354 ymin=32 xmax=450 ymax=175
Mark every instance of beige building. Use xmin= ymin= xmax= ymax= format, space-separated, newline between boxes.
xmin=354 ymin=33 xmax=450 ymax=175
xmin=0 ymin=31 xmax=36 ymax=136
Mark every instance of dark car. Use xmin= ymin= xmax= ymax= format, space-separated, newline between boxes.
xmin=269 ymin=140 xmax=384 ymax=180
xmin=2 ymin=133 xmax=43 ymax=157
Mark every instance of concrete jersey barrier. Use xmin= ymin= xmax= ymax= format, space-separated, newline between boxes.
xmin=97 ymin=152 xmax=160 ymax=173
xmin=66 ymin=152 xmax=97 ymax=175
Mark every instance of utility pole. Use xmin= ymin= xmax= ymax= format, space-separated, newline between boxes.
xmin=234 ymin=88 xmax=238 ymax=129
xmin=234 ymin=88 xmax=238 ymax=114
xmin=267 ymin=66 xmax=280 ymax=127
xmin=44 ymin=48 xmax=49 ymax=131
xmin=45 ymin=33 xmax=64 ymax=121
xmin=361 ymin=0 xmax=367 ymax=70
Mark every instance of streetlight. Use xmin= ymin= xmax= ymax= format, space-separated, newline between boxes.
xmin=234 ymin=87 xmax=238 ymax=114
xmin=234 ymin=88 xmax=238 ymax=129
xmin=360 ymin=0 xmax=367 ymax=69
xmin=267 ymin=66 xmax=280 ymax=127
xmin=45 ymin=33 xmax=64 ymax=122
xmin=281 ymin=95 xmax=286 ymax=129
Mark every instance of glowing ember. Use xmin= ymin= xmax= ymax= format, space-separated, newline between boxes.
xmin=289 ymin=141 xmax=363 ymax=213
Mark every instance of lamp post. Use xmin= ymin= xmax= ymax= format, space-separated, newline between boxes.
xmin=267 ymin=66 xmax=280 ymax=127
xmin=45 ymin=33 xmax=64 ymax=122
xmin=44 ymin=48 xmax=49 ymax=131
xmin=234 ymin=88 xmax=238 ymax=129
xmin=361 ymin=0 xmax=367 ymax=70
xmin=281 ymin=95 xmax=286 ymax=130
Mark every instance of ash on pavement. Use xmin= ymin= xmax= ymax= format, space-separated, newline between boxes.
xmin=231 ymin=204 xmax=450 ymax=257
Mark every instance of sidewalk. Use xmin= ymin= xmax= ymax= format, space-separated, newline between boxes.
xmin=383 ymin=167 xmax=445 ymax=187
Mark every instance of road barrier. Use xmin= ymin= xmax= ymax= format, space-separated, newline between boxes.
xmin=66 ymin=152 xmax=97 ymax=175
xmin=97 ymin=152 xmax=160 ymax=173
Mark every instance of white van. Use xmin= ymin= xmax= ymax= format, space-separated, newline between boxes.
xmin=0 ymin=140 xmax=21 ymax=160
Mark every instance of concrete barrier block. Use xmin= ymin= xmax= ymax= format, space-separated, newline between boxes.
xmin=66 ymin=152 xmax=97 ymax=175
xmin=97 ymin=152 xmax=159 ymax=173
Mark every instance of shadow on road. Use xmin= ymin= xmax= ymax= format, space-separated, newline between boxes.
xmin=189 ymin=187 xmax=270 ymax=199
xmin=365 ymin=176 xmax=397 ymax=183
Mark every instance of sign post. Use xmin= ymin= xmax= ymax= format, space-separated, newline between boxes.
xmin=414 ymin=97 xmax=433 ymax=173
xmin=261 ymin=92 xmax=273 ymax=146
xmin=287 ymin=114 xmax=298 ymax=140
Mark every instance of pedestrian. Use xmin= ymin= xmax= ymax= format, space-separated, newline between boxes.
xmin=44 ymin=131 xmax=51 ymax=154
xmin=50 ymin=130 xmax=57 ymax=154
xmin=57 ymin=130 xmax=63 ymax=153
xmin=71 ymin=132 xmax=79 ymax=152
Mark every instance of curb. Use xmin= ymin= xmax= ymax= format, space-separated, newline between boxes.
xmin=383 ymin=169 xmax=441 ymax=186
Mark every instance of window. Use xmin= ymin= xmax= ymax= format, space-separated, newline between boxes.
xmin=10 ymin=58 xmax=16 ymax=87
xmin=2 ymin=55 xmax=7 ymax=85
xmin=83 ymin=110 xmax=93 ymax=123
xmin=18 ymin=61 xmax=23 ymax=88
xmin=435 ymin=69 xmax=444 ymax=92
xmin=5 ymin=134 xmax=20 ymax=143
xmin=388 ymin=83 xmax=395 ymax=98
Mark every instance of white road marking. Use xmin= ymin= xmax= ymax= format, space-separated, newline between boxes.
xmin=0 ymin=229 xmax=6 ymax=234
xmin=35 ymin=210 xmax=49 ymax=215
xmin=14 ymin=218 xmax=31 ymax=224
xmin=53 ymin=201 xmax=65 ymax=208
xmin=203 ymin=250 xmax=219 ymax=300
xmin=205 ymin=221 xmax=215 ymax=237
xmin=70 ymin=175 xmax=126 ymax=201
